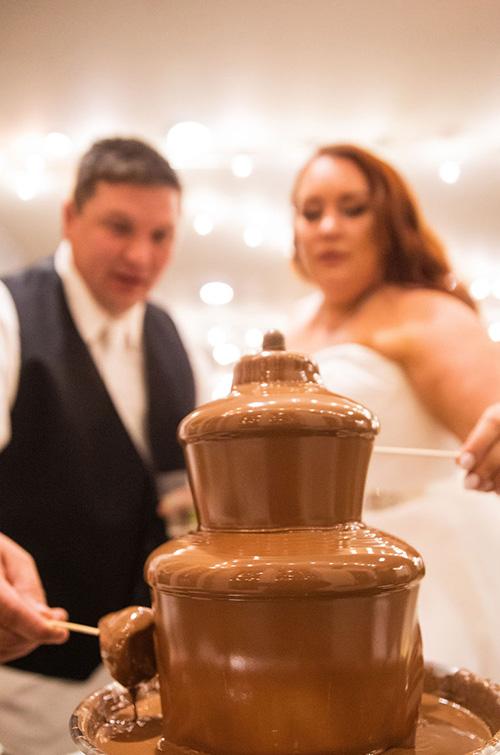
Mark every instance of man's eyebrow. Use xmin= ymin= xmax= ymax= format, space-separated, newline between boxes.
xmin=102 ymin=210 xmax=132 ymax=219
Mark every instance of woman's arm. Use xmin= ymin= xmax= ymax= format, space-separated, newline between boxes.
xmin=374 ymin=289 xmax=500 ymax=444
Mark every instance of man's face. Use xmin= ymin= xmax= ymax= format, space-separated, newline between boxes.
xmin=63 ymin=181 xmax=181 ymax=316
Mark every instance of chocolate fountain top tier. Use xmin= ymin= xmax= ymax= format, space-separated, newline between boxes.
xmin=178 ymin=331 xmax=380 ymax=529
xmin=180 ymin=330 xmax=378 ymax=442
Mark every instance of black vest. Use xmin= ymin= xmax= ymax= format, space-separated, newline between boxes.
xmin=0 ymin=260 xmax=195 ymax=679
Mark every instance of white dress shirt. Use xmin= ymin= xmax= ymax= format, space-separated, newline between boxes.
xmin=0 ymin=274 xmax=19 ymax=451
xmin=0 ymin=241 xmax=150 ymax=461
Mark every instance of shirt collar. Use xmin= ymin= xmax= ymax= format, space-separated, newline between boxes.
xmin=54 ymin=240 xmax=145 ymax=349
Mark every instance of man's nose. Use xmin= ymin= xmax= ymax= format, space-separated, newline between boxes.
xmin=123 ymin=236 xmax=153 ymax=265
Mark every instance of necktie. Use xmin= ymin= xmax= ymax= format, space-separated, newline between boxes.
xmin=94 ymin=321 xmax=150 ymax=462
xmin=100 ymin=321 xmax=126 ymax=351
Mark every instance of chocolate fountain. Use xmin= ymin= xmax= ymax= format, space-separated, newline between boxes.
xmin=71 ymin=332 xmax=500 ymax=755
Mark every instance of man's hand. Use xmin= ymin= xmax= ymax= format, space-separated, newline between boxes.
xmin=0 ymin=533 xmax=69 ymax=662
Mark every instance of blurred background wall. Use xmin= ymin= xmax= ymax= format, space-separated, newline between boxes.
xmin=1 ymin=0 xmax=500 ymax=398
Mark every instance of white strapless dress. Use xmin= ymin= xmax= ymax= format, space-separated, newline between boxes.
xmin=314 ymin=343 xmax=500 ymax=682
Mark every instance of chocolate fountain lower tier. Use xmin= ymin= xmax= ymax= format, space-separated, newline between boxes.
xmin=145 ymin=526 xmax=423 ymax=755
xmin=71 ymin=663 xmax=500 ymax=755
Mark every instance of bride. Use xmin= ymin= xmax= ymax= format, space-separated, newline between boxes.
xmin=288 ymin=143 xmax=500 ymax=682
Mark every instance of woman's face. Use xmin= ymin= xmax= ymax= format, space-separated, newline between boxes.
xmin=293 ymin=155 xmax=385 ymax=305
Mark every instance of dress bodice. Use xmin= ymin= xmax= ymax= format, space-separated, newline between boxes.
xmin=313 ymin=343 xmax=459 ymax=506
xmin=311 ymin=342 xmax=500 ymax=681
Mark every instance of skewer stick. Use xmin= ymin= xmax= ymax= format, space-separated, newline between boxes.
xmin=374 ymin=446 xmax=458 ymax=459
xmin=49 ymin=619 xmax=99 ymax=636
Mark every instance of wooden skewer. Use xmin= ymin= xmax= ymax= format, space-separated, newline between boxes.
xmin=374 ymin=446 xmax=458 ymax=459
xmin=49 ymin=619 xmax=99 ymax=637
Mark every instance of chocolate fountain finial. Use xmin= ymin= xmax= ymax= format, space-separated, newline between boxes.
xmin=262 ymin=329 xmax=285 ymax=351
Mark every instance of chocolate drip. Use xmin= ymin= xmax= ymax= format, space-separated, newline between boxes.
xmin=98 ymin=605 xmax=157 ymax=706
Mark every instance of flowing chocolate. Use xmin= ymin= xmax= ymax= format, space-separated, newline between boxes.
xmin=98 ymin=606 xmax=157 ymax=690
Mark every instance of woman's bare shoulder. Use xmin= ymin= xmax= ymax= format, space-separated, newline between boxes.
xmin=367 ymin=286 xmax=482 ymax=358
xmin=367 ymin=285 xmax=477 ymax=329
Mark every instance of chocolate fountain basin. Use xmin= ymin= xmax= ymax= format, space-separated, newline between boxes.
xmin=71 ymin=662 xmax=500 ymax=755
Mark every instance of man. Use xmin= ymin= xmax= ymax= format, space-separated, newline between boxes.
xmin=0 ymin=137 xmax=195 ymax=754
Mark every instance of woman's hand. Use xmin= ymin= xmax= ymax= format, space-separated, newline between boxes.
xmin=458 ymin=403 xmax=500 ymax=494
xmin=0 ymin=533 xmax=69 ymax=662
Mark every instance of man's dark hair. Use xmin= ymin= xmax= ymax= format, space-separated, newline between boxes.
xmin=73 ymin=137 xmax=181 ymax=210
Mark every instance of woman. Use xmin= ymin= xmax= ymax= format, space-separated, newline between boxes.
xmin=288 ymin=144 xmax=500 ymax=681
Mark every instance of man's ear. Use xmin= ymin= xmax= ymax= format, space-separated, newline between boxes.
xmin=61 ymin=199 xmax=77 ymax=238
